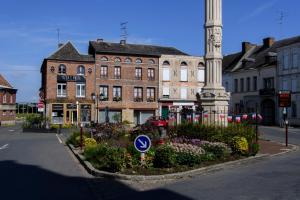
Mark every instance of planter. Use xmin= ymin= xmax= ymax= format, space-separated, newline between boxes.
xmin=22 ymin=128 xmax=57 ymax=133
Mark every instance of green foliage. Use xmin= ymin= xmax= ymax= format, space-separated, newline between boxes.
xmin=153 ymin=145 xmax=176 ymax=168
xmin=250 ymin=142 xmax=260 ymax=156
xmin=67 ymin=131 xmax=90 ymax=147
xmin=231 ymin=136 xmax=249 ymax=155
xmin=202 ymin=142 xmax=231 ymax=159
xmin=22 ymin=114 xmax=46 ymax=129
xmin=84 ymin=138 xmax=97 ymax=147
xmin=175 ymin=152 xmax=202 ymax=166
xmin=168 ymin=123 xmax=256 ymax=145
xmin=84 ymin=144 xmax=127 ymax=173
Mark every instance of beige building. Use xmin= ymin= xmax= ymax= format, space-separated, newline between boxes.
xmin=158 ymin=55 xmax=205 ymax=124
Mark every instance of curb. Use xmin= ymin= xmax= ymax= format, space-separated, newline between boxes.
xmin=67 ymin=144 xmax=271 ymax=181
xmin=269 ymin=142 xmax=299 ymax=158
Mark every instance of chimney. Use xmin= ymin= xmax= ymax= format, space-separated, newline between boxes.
xmin=58 ymin=43 xmax=64 ymax=48
xmin=242 ymin=42 xmax=252 ymax=53
xmin=97 ymin=38 xmax=103 ymax=43
xmin=263 ymin=37 xmax=275 ymax=48
xmin=120 ymin=40 xmax=126 ymax=45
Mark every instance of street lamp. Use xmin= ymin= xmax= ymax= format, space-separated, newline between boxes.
xmin=91 ymin=93 xmax=104 ymax=124
xmin=76 ymin=101 xmax=79 ymax=127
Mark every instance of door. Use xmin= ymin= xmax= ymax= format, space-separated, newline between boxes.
xmin=261 ymin=99 xmax=275 ymax=125
xmin=71 ymin=111 xmax=77 ymax=125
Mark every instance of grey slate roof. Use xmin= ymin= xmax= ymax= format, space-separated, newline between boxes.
xmin=88 ymin=41 xmax=188 ymax=56
xmin=223 ymin=35 xmax=300 ymax=73
xmin=47 ymin=42 xmax=94 ymax=62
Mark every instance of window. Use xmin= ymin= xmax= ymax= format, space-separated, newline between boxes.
xmin=100 ymin=66 xmax=108 ymax=78
xmin=113 ymin=86 xmax=122 ymax=101
xmin=77 ymin=65 xmax=85 ymax=75
xmin=136 ymin=58 xmax=142 ymax=64
xmin=58 ymin=64 xmax=66 ymax=74
xmin=148 ymin=59 xmax=155 ymax=64
xmin=163 ymin=67 xmax=170 ymax=81
xmin=282 ymin=80 xmax=289 ymax=90
xmin=114 ymin=66 xmax=121 ymax=79
xmin=246 ymin=77 xmax=251 ymax=92
xmin=100 ymin=86 xmax=108 ymax=101
xmin=180 ymin=62 xmax=188 ymax=82
xmin=3 ymin=94 xmax=7 ymax=103
xmin=148 ymin=68 xmax=155 ymax=80
xmin=198 ymin=68 xmax=205 ymax=82
xmin=125 ymin=58 xmax=132 ymax=63
xmin=10 ymin=95 xmax=13 ymax=103
xmin=100 ymin=56 xmax=108 ymax=62
xmin=76 ymin=84 xmax=86 ymax=98
xmin=3 ymin=111 xmax=6 ymax=116
xmin=292 ymin=79 xmax=297 ymax=92
xmin=163 ymin=87 xmax=170 ymax=98
xmin=283 ymin=51 xmax=289 ymax=70
xmin=263 ymin=77 xmax=274 ymax=89
xmin=135 ymin=68 xmax=142 ymax=80
xmin=134 ymin=87 xmax=143 ymax=102
xmin=240 ymin=78 xmax=244 ymax=92
xmin=234 ymin=79 xmax=238 ymax=93
xmin=292 ymin=49 xmax=298 ymax=69
xmin=180 ymin=88 xmax=188 ymax=99
xmin=114 ymin=57 xmax=121 ymax=63
xmin=253 ymin=76 xmax=257 ymax=91
xmin=292 ymin=102 xmax=297 ymax=118
xmin=57 ymin=84 xmax=67 ymax=97
xmin=147 ymin=88 xmax=155 ymax=102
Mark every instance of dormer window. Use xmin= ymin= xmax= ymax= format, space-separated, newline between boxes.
xmin=136 ymin=58 xmax=142 ymax=64
xmin=58 ymin=64 xmax=66 ymax=74
xmin=148 ymin=59 xmax=155 ymax=65
xmin=100 ymin=56 xmax=109 ymax=62
xmin=77 ymin=65 xmax=85 ymax=75
xmin=125 ymin=58 xmax=132 ymax=63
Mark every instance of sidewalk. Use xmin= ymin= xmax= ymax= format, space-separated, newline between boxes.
xmin=258 ymin=139 xmax=294 ymax=155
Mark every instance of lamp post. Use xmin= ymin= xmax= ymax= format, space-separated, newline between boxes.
xmin=91 ymin=93 xmax=104 ymax=125
xmin=76 ymin=101 xmax=79 ymax=127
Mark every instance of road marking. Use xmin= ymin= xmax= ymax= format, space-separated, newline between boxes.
xmin=56 ymin=134 xmax=63 ymax=144
xmin=0 ymin=144 xmax=9 ymax=150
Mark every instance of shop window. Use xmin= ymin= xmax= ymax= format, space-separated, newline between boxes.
xmin=52 ymin=104 xmax=64 ymax=124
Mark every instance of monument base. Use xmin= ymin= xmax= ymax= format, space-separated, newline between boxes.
xmin=200 ymin=87 xmax=230 ymax=126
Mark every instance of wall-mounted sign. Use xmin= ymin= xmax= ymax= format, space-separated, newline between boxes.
xmin=81 ymin=105 xmax=91 ymax=109
xmin=67 ymin=104 xmax=77 ymax=109
xmin=278 ymin=90 xmax=291 ymax=108
xmin=52 ymin=104 xmax=63 ymax=110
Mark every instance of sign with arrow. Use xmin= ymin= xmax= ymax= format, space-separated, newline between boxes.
xmin=134 ymin=135 xmax=151 ymax=153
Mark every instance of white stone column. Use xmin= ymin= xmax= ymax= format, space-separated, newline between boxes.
xmin=201 ymin=0 xmax=230 ymax=126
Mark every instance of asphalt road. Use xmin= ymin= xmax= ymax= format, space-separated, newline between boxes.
xmin=1 ymin=125 xmax=300 ymax=200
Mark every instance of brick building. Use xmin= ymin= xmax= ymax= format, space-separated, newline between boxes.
xmin=88 ymin=39 xmax=187 ymax=125
xmin=40 ymin=42 xmax=95 ymax=125
xmin=0 ymin=74 xmax=17 ymax=125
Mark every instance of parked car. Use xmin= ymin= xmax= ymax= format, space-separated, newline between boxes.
xmin=144 ymin=116 xmax=168 ymax=127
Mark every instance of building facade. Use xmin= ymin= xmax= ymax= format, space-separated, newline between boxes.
xmin=40 ymin=42 xmax=96 ymax=125
xmin=0 ymin=74 xmax=17 ymax=125
xmin=88 ymin=39 xmax=187 ymax=125
xmin=158 ymin=55 xmax=205 ymax=124
xmin=223 ymin=38 xmax=278 ymax=125
xmin=277 ymin=38 xmax=300 ymax=126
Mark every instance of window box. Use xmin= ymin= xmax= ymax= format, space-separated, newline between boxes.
xmin=134 ymin=97 xmax=143 ymax=102
xmin=135 ymin=76 xmax=142 ymax=80
xmin=147 ymin=97 xmax=155 ymax=102
xmin=113 ymin=97 xmax=122 ymax=102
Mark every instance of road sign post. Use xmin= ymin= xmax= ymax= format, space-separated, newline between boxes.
xmin=278 ymin=91 xmax=291 ymax=147
xmin=134 ymin=135 xmax=151 ymax=166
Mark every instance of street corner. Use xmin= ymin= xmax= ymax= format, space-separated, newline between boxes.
xmin=258 ymin=140 xmax=299 ymax=157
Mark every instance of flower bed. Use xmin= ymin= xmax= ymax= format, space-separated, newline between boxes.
xmin=67 ymin=123 xmax=259 ymax=175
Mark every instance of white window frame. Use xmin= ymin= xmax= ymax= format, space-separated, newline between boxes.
xmin=162 ymin=67 xmax=170 ymax=81
xmin=163 ymin=87 xmax=170 ymax=97
xmin=180 ymin=88 xmax=188 ymax=99
xmin=100 ymin=86 xmax=108 ymax=99
xmin=147 ymin=88 xmax=155 ymax=99
xmin=180 ymin=67 xmax=188 ymax=82
xmin=57 ymin=84 xmax=67 ymax=97
xmin=198 ymin=68 xmax=205 ymax=82
xmin=76 ymin=84 xmax=86 ymax=98
xmin=113 ymin=87 xmax=122 ymax=98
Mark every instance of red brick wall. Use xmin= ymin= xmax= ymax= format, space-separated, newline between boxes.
xmin=94 ymin=54 xmax=159 ymax=110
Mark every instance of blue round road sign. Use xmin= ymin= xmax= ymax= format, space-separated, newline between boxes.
xmin=134 ymin=135 xmax=151 ymax=153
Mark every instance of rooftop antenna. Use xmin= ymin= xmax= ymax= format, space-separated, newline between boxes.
xmin=120 ymin=22 xmax=128 ymax=41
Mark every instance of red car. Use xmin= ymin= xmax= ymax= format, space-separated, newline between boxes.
xmin=145 ymin=116 xmax=168 ymax=127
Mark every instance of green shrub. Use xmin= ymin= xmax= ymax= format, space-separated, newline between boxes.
xmin=153 ymin=145 xmax=176 ymax=168
xmin=84 ymin=144 xmax=127 ymax=173
xmin=67 ymin=131 xmax=89 ymax=147
xmin=84 ymin=138 xmax=97 ymax=147
xmin=175 ymin=152 xmax=202 ymax=166
xmin=201 ymin=142 xmax=231 ymax=159
xmin=200 ymin=152 xmax=216 ymax=162
xmin=22 ymin=114 xmax=46 ymax=129
xmin=250 ymin=142 xmax=260 ymax=156
xmin=231 ymin=136 xmax=249 ymax=155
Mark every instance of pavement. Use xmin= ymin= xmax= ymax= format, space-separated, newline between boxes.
xmin=1 ymin=124 xmax=300 ymax=200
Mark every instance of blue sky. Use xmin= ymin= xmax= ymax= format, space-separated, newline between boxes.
xmin=0 ymin=0 xmax=299 ymax=102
